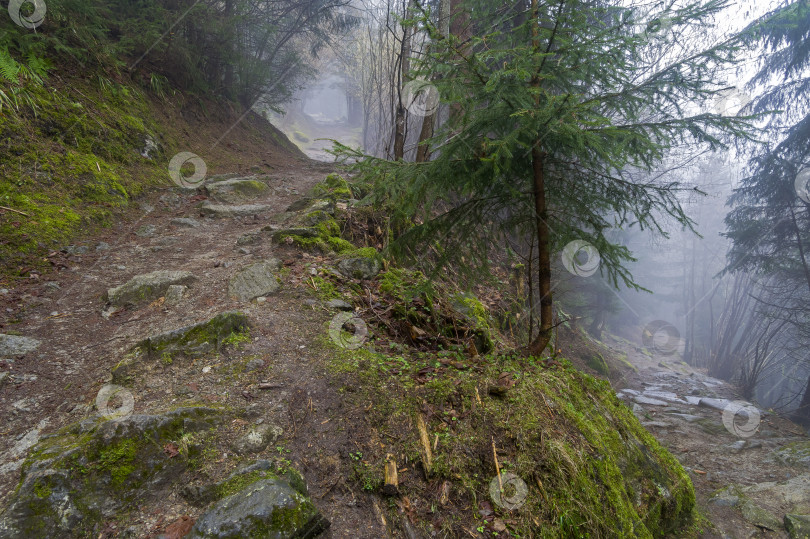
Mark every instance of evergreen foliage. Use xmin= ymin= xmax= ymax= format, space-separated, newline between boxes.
xmin=334 ymin=0 xmax=756 ymax=353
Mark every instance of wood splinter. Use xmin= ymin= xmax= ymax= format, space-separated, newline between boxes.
xmin=416 ymin=414 xmax=433 ymax=476
xmin=382 ymin=453 xmax=399 ymax=496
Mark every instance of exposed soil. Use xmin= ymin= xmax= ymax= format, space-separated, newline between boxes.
xmin=0 ymin=158 xmax=392 ymax=537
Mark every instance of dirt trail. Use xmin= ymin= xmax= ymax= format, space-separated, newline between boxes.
xmin=1 ymin=152 xmax=808 ymax=537
xmin=0 ymin=160 xmax=391 ymax=537
xmin=606 ymin=333 xmax=810 ymax=538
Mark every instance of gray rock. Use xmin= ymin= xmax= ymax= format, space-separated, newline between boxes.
xmin=709 ymin=486 xmax=740 ymax=507
xmin=228 ymin=260 xmax=281 ymax=302
xmin=171 ymin=217 xmax=201 ymax=228
xmin=785 ymin=514 xmax=810 ymax=538
xmin=189 ymin=477 xmax=328 ymax=538
xmin=96 ymin=242 xmax=110 ymax=251
xmin=245 ymin=359 xmax=265 ymax=371
xmin=135 ymin=224 xmax=157 ymax=237
xmin=0 ymin=335 xmax=41 ymax=357
xmin=0 ymin=371 xmax=8 ymax=387
xmin=231 ymin=424 xmax=282 ymax=455
xmin=205 ymin=178 xmax=269 ymax=204
xmin=337 ymin=257 xmax=381 ymax=280
xmin=63 ymin=245 xmax=88 ymax=255
xmin=633 ymin=396 xmax=668 ymax=406
xmin=326 ymin=299 xmax=353 ymax=311
xmin=236 ymin=232 xmax=261 ymax=246
xmin=200 ymin=202 xmax=273 ymax=219
xmin=0 ymin=408 xmax=223 ymax=538
xmin=159 ymin=192 xmax=181 ymax=207
xmin=112 ymin=312 xmax=250 ymax=384
xmin=105 ymin=270 xmax=196 ymax=307
xmin=739 ymin=499 xmax=781 ymax=531
xmin=164 ymin=285 xmax=186 ymax=305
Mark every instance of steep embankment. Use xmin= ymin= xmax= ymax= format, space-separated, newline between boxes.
xmin=0 ymin=170 xmax=698 ymax=537
xmin=0 ymin=72 xmax=304 ymax=278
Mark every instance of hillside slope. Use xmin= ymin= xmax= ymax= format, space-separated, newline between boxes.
xmin=0 ymin=71 xmax=305 ymax=278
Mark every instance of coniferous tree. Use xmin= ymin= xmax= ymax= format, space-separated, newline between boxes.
xmin=724 ymin=0 xmax=810 ymax=419
xmin=335 ymin=0 xmax=754 ymax=355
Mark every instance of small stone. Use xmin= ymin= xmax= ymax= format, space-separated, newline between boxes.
xmin=63 ymin=245 xmax=88 ymax=255
xmin=159 ymin=192 xmax=181 ymax=206
xmin=237 ymin=232 xmax=261 ymax=246
xmin=45 ymin=282 xmax=61 ymax=290
xmin=135 ymin=224 xmax=157 ymax=237
xmin=200 ymin=202 xmax=273 ymax=219
xmin=326 ymin=299 xmax=352 ymax=311
xmin=171 ymin=217 xmax=201 ymax=228
xmin=337 ymin=257 xmax=381 ymax=280
xmin=231 ymin=424 xmax=282 ymax=454
xmin=95 ymin=242 xmax=110 ymax=251
xmin=245 ymin=359 xmax=265 ymax=372
xmin=255 ymin=297 xmax=267 ymax=304
xmin=238 ymin=248 xmax=250 ymax=255
xmin=634 ymin=396 xmax=668 ymax=406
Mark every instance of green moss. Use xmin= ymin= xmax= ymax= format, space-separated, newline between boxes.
xmin=96 ymin=439 xmax=138 ymax=487
xmin=0 ymin=77 xmax=165 ymax=276
xmin=585 ymin=352 xmax=610 ymax=376
xmin=318 ymin=330 xmax=695 ymax=537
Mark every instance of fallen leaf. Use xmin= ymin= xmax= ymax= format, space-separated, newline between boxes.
xmin=162 ymin=515 xmax=195 ymax=539
xmin=163 ymin=443 xmax=179 ymax=458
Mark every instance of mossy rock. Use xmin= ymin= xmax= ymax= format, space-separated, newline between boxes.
xmin=104 ymin=270 xmax=197 ymax=307
xmin=112 ymin=312 xmax=250 ymax=384
xmin=0 ymin=407 xmax=223 ymax=538
xmin=205 ymin=177 xmax=270 ymax=204
xmin=785 ymin=514 xmax=810 ymax=538
xmin=189 ymin=477 xmax=329 ymax=538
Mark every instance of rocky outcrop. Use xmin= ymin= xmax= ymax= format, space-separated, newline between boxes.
xmin=0 ymin=407 xmax=223 ymax=538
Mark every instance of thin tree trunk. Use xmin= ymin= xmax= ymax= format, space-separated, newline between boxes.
xmin=393 ymin=0 xmax=415 ymax=160
xmin=526 ymin=0 xmax=553 ymax=356
xmin=527 ymin=145 xmax=553 ymax=355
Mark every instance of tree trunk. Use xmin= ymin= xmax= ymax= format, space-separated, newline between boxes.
xmin=794 ymin=374 xmax=810 ymax=426
xmin=393 ymin=0 xmax=415 ymax=160
xmin=526 ymin=0 xmax=553 ymax=356
xmin=527 ymin=145 xmax=553 ymax=355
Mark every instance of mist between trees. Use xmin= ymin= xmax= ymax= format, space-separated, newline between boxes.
xmin=2 ymin=0 xmax=809 ymax=419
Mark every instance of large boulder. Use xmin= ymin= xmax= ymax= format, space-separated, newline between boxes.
xmin=104 ymin=270 xmax=196 ymax=307
xmin=0 ymin=407 xmax=223 ymax=538
xmin=228 ymin=259 xmax=282 ymax=301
